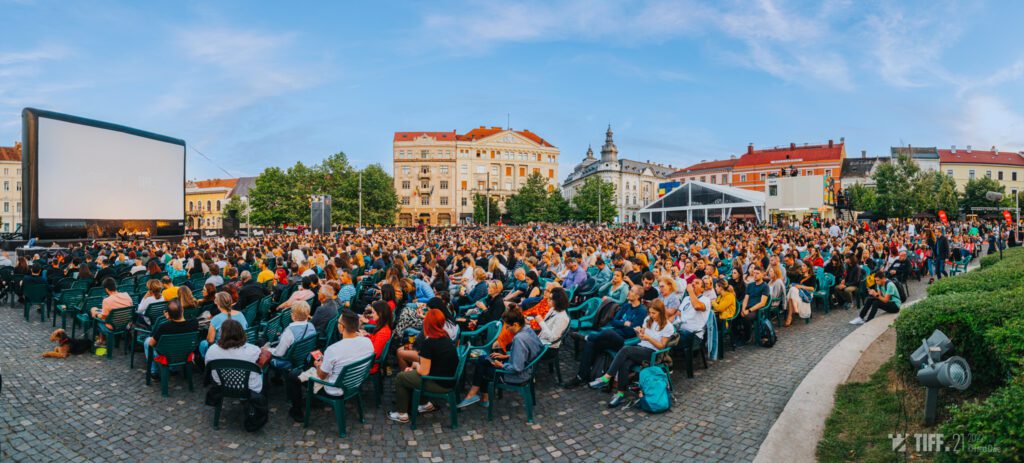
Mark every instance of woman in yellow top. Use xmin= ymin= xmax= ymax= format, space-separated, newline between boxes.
xmin=712 ymin=278 xmax=736 ymax=320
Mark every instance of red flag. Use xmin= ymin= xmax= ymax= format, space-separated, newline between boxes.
xmin=1003 ymin=210 xmax=1013 ymax=225
xmin=938 ymin=210 xmax=948 ymax=224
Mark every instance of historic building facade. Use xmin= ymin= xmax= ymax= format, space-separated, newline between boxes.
xmin=185 ymin=177 xmax=255 ymax=230
xmin=0 ymin=142 xmax=22 ymax=233
xmin=670 ymin=157 xmax=738 ymax=186
xmin=562 ymin=126 xmax=676 ymax=223
xmin=392 ymin=127 xmax=559 ymax=226
xmin=731 ymin=139 xmax=846 ymax=192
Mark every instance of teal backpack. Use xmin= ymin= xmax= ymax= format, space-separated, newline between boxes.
xmin=636 ymin=366 xmax=671 ymax=413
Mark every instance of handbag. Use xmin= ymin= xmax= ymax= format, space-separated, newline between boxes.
xmin=798 ymin=288 xmax=812 ymax=303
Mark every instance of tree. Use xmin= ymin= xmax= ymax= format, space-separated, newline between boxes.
xmin=504 ymin=172 xmax=551 ymax=224
xmin=336 ymin=164 xmax=398 ymax=226
xmin=222 ymin=194 xmax=244 ymax=219
xmin=472 ymin=193 xmax=500 ymax=225
xmin=845 ymin=183 xmax=877 ymax=212
xmin=962 ymin=177 xmax=1008 ymax=212
xmin=912 ymin=170 xmax=959 ymax=214
xmin=573 ymin=176 xmax=617 ymax=223
xmin=872 ymin=154 xmax=919 ymax=218
xmin=543 ymin=190 xmax=573 ymax=223
xmin=248 ymin=167 xmax=294 ymax=226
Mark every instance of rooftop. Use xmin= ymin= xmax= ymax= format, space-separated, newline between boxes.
xmin=734 ymin=141 xmax=845 ymax=168
xmin=937 ymin=147 xmax=1024 ymax=166
xmin=393 ymin=127 xmax=554 ymax=147
xmin=0 ymin=142 xmax=22 ymax=162
xmin=672 ymin=158 xmax=738 ymax=176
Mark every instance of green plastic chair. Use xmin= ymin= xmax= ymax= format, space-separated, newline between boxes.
xmin=718 ymin=301 xmax=742 ymax=358
xmin=206 ymin=359 xmax=263 ymax=430
xmin=244 ymin=324 xmax=261 ymax=347
xmin=260 ymin=310 xmax=291 ymax=345
xmin=86 ymin=286 xmax=107 ymax=298
xmin=302 ymin=354 xmax=374 ymax=437
xmin=410 ymin=345 xmax=469 ymax=430
xmin=130 ymin=301 xmax=170 ymax=369
xmin=93 ymin=306 xmax=135 ymax=359
xmin=567 ymin=297 xmax=602 ymax=330
xmin=365 ymin=335 xmax=394 ymax=407
xmin=270 ymin=334 xmax=318 ymax=373
xmin=459 ymin=320 xmax=502 ymax=351
xmin=52 ymin=288 xmax=85 ymax=329
xmin=23 ymin=283 xmax=50 ymax=322
xmin=318 ymin=314 xmax=340 ymax=348
xmin=146 ymin=332 xmax=199 ymax=396
xmin=487 ymin=344 xmax=549 ymax=423
xmin=241 ymin=300 xmax=260 ymax=326
xmin=813 ymin=273 xmax=835 ymax=314
xmin=73 ymin=295 xmax=105 ymax=339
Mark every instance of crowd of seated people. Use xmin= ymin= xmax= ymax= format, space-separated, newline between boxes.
xmin=3 ymin=216 xmax=1008 ymax=430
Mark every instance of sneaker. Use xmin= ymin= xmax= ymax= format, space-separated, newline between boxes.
xmin=848 ymin=317 xmax=865 ymax=325
xmin=387 ymin=411 xmax=409 ymax=423
xmin=563 ymin=376 xmax=585 ymax=389
xmin=417 ymin=402 xmax=437 ymax=414
xmin=456 ymin=396 xmax=481 ymax=409
xmin=588 ymin=376 xmax=609 ymax=390
xmin=608 ymin=393 xmax=626 ymax=408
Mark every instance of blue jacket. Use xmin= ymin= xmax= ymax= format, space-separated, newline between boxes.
xmin=413 ymin=278 xmax=435 ymax=303
xmin=610 ymin=302 xmax=646 ymax=338
xmin=501 ymin=328 xmax=544 ymax=384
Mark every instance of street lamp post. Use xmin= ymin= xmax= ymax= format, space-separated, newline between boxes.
xmin=486 ymin=171 xmax=491 ymax=227
xmin=597 ymin=177 xmax=602 ymax=225
xmin=358 ymin=169 xmax=363 ymax=230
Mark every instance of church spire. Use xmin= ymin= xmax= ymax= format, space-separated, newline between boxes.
xmin=600 ymin=124 xmax=618 ymax=162
xmin=585 ymin=144 xmax=594 ymax=160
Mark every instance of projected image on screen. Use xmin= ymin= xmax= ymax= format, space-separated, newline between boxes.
xmin=36 ymin=117 xmax=185 ymax=221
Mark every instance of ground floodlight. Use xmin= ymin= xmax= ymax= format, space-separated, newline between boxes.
xmin=909 ymin=330 xmax=953 ymax=370
xmin=909 ymin=330 xmax=972 ymax=426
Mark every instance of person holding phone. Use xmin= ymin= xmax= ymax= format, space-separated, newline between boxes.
xmin=589 ymin=299 xmax=674 ymax=408
xmin=457 ymin=309 xmax=543 ymax=409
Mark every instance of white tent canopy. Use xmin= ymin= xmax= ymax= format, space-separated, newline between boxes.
xmin=638 ymin=180 xmax=766 ymax=224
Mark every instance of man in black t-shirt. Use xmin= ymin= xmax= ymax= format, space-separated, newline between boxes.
xmin=145 ymin=301 xmax=199 ymax=378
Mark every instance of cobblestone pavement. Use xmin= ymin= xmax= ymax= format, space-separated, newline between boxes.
xmin=0 ymin=276 xmax=932 ymax=462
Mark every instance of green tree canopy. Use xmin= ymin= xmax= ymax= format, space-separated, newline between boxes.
xmin=222 ymin=194 xmax=245 ymax=219
xmin=505 ymin=172 xmax=552 ymax=224
xmin=248 ymin=167 xmax=294 ymax=226
xmin=872 ymin=154 xmax=919 ymax=218
xmin=573 ymin=176 xmax=617 ymax=223
xmin=845 ymin=182 xmax=877 ymax=212
xmin=912 ymin=170 xmax=959 ymax=214
xmin=472 ymin=193 xmax=500 ymax=225
xmin=962 ymin=177 xmax=1008 ymax=212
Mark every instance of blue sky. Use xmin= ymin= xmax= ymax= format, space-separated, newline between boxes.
xmin=2 ymin=0 xmax=1023 ymax=181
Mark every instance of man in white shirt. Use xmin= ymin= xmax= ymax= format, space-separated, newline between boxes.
xmin=674 ymin=279 xmax=711 ymax=341
xmin=829 ymin=223 xmax=841 ymax=238
xmin=285 ymin=311 xmax=373 ymax=422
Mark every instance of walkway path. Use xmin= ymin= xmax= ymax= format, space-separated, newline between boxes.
xmin=0 ymin=277 xmax=932 ymax=462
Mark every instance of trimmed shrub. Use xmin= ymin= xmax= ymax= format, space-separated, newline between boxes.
xmin=984 ymin=318 xmax=1024 ymax=378
xmin=927 ymin=261 xmax=1024 ymax=296
xmin=939 ymin=378 xmax=1024 ymax=463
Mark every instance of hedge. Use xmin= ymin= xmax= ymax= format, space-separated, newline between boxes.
xmin=927 ymin=254 xmax=1024 ymax=296
xmin=939 ymin=379 xmax=1024 ymax=463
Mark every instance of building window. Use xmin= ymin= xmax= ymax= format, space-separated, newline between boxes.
xmin=440 ymin=196 xmax=449 ymax=206
xmin=1013 ymin=172 xmax=1019 ymax=181
xmin=16 ymin=182 xmax=20 ymax=191
xmin=505 ymin=181 xmax=512 ymax=190
xmin=420 ymin=180 xmax=429 ymax=189
xmin=440 ymin=166 xmax=449 ymax=175
xmin=206 ymin=200 xmax=212 ymax=211
xmin=3 ymin=181 xmax=7 ymax=191
xmin=461 ymin=197 xmax=468 ymax=206
xmin=189 ymin=201 xmax=193 ymax=211
xmin=440 ymin=181 xmax=448 ymax=190
xmin=402 ymin=166 xmax=410 ymax=175
xmin=476 ymin=166 xmax=486 ymax=174
xmin=460 ymin=165 xmax=468 ymax=174
xmin=710 ymin=176 xmax=716 ymax=184
xmin=947 ymin=169 xmax=953 ymax=176
xmin=421 ymin=166 xmax=429 ymax=174
xmin=420 ymin=196 xmax=429 ymax=205
xmin=532 ymin=168 xmax=540 ymax=175
xmin=420 ymin=150 xmax=429 ymax=159
xmin=998 ymin=171 xmax=1004 ymax=181
xmin=401 ymin=196 xmax=410 ymax=205
xmin=2 ymin=224 xmax=6 ymax=232
xmin=548 ymin=169 xmax=554 ymax=178
xmin=491 ymin=165 xmax=499 ymax=176
xmin=2 ymin=168 xmax=6 ymax=175
xmin=401 ymin=180 xmax=410 ymax=189
xmin=519 ymin=167 xmax=526 ymax=176
xmin=985 ymin=170 xmax=992 ymax=179
xmin=216 ymin=200 xmax=221 ymax=211
xmin=700 ymin=176 xmax=706 ymax=182
xmin=17 ymin=202 xmax=21 ymax=213
xmin=969 ymin=170 xmax=975 ymax=180
xmin=505 ymin=166 xmax=513 ymax=176
xmin=769 ymin=185 xmax=778 ymax=196
xmin=3 ymin=202 xmax=7 ymax=212
xmin=740 ymin=174 xmax=747 ymax=182
xmin=477 ymin=181 xmax=485 ymax=189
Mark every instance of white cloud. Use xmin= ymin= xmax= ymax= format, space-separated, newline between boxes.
xmin=0 ymin=44 xmax=70 ymax=65
xmin=956 ymin=95 xmax=1024 ymax=152
xmin=865 ymin=2 xmax=966 ymax=87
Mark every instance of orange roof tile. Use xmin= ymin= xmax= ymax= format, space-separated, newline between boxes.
xmin=193 ymin=178 xmax=238 ymax=189
xmin=734 ymin=142 xmax=844 ymax=168
xmin=938 ymin=148 xmax=1024 ymax=167
xmin=673 ymin=158 xmax=738 ymax=175
xmin=0 ymin=143 xmax=21 ymax=162
xmin=393 ymin=131 xmax=458 ymax=142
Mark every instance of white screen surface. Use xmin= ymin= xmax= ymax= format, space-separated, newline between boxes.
xmin=37 ymin=117 xmax=184 ymax=220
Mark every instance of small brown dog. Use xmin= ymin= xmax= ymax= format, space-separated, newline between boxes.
xmin=43 ymin=329 xmax=94 ymax=358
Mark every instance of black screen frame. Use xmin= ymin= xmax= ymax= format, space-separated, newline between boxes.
xmin=22 ymin=108 xmax=186 ymax=239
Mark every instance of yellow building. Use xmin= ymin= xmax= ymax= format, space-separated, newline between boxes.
xmin=185 ymin=177 xmax=256 ymax=230
xmin=393 ymin=126 xmax=559 ymax=226
xmin=938 ymin=146 xmax=1024 ymax=197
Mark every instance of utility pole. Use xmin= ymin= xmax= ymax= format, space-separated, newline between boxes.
xmin=486 ymin=171 xmax=491 ymax=227
xmin=597 ymin=178 xmax=602 ymax=225
xmin=358 ymin=169 xmax=363 ymax=229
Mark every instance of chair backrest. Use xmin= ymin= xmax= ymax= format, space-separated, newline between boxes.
xmin=171 ymin=275 xmax=187 ymax=286
xmin=285 ymin=333 xmax=319 ymax=367
xmin=145 ymin=301 xmax=170 ymax=323
xmin=332 ymin=354 xmax=375 ymax=395
xmin=105 ymin=306 xmax=135 ymax=331
xmin=207 ymin=359 xmax=262 ymax=398
xmin=183 ymin=306 xmax=201 ymax=322
xmin=23 ymin=284 xmax=49 ymax=303
xmin=374 ymin=335 xmax=394 ymax=371
xmin=154 ymin=332 xmax=199 ymax=365
xmin=523 ymin=344 xmax=549 ymax=378
xmin=262 ymin=310 xmax=292 ymax=343
xmin=87 ymin=286 xmax=107 ymax=298
xmin=59 ymin=288 xmax=86 ymax=307
xmin=72 ymin=279 xmax=91 ymax=290
xmin=241 ymin=300 xmax=260 ymax=325
xmin=451 ymin=345 xmax=471 ymax=382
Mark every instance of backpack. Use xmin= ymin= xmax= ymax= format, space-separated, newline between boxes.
xmin=758 ymin=318 xmax=777 ymax=348
xmin=893 ymin=280 xmax=908 ymax=303
xmin=593 ymin=300 xmax=620 ymax=329
xmin=589 ymin=352 xmax=613 ymax=381
xmin=243 ymin=391 xmax=269 ymax=432
xmin=635 ymin=366 xmax=671 ymax=413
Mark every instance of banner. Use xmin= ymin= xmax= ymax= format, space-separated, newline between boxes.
xmin=938 ymin=210 xmax=948 ymax=224
xmin=1003 ymin=210 xmax=1013 ymax=225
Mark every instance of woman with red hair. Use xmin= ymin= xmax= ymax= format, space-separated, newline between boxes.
xmin=387 ymin=309 xmax=459 ymax=424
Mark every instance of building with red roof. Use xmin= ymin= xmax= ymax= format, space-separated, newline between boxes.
xmin=730 ymin=139 xmax=846 ymax=192
xmin=0 ymin=141 xmax=22 ymax=233
xmin=936 ymin=145 xmax=1024 ymax=195
xmin=393 ymin=126 xmax=559 ymax=226
xmin=670 ymin=157 xmax=739 ymax=186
